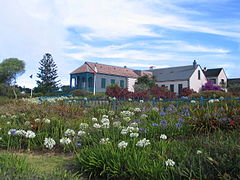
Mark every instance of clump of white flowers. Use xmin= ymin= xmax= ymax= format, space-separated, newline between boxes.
xmin=34 ymin=118 xmax=41 ymax=123
xmin=113 ymin=121 xmax=121 ymax=128
xmin=140 ymin=100 xmax=144 ymax=103
xmin=93 ymin=123 xmax=102 ymax=129
xmin=197 ymin=150 xmax=203 ymax=154
xmin=15 ymin=130 xmax=26 ymax=136
xmin=79 ymin=123 xmax=89 ymax=130
xmin=43 ymin=118 xmax=51 ymax=124
xmin=101 ymin=116 xmax=110 ymax=128
xmin=165 ymin=159 xmax=175 ymax=166
xmin=123 ymin=117 xmax=131 ymax=122
xmin=134 ymin=108 xmax=141 ymax=113
xmin=160 ymin=134 xmax=167 ymax=140
xmin=120 ymin=111 xmax=134 ymax=117
xmin=191 ymin=100 xmax=196 ymax=103
xmin=65 ymin=129 xmax=75 ymax=137
xmin=208 ymin=99 xmax=220 ymax=103
xmin=44 ymin=137 xmax=56 ymax=149
xmin=136 ymin=138 xmax=150 ymax=147
xmin=118 ymin=141 xmax=128 ymax=149
xmin=25 ymin=130 xmax=36 ymax=138
xmin=60 ymin=137 xmax=72 ymax=145
xmin=152 ymin=107 xmax=159 ymax=112
xmin=130 ymin=132 xmax=139 ymax=138
xmin=92 ymin=117 xmax=98 ymax=122
xmin=99 ymin=138 xmax=110 ymax=144
xmin=77 ymin=130 xmax=86 ymax=136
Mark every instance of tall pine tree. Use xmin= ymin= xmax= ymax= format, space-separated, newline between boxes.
xmin=36 ymin=53 xmax=60 ymax=93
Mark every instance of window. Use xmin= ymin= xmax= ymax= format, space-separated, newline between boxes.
xmin=111 ymin=79 xmax=115 ymax=85
xmin=178 ymin=84 xmax=183 ymax=94
xmin=120 ymin=80 xmax=124 ymax=88
xmin=81 ymin=77 xmax=85 ymax=88
xmin=198 ymin=70 xmax=201 ymax=80
xmin=101 ymin=78 xmax=106 ymax=88
xmin=161 ymin=85 xmax=165 ymax=87
xmin=209 ymin=78 xmax=216 ymax=84
xmin=170 ymin=84 xmax=174 ymax=92
xmin=88 ymin=77 xmax=93 ymax=88
xmin=221 ymin=79 xmax=225 ymax=84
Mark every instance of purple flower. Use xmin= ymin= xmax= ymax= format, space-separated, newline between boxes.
xmin=75 ymin=142 xmax=81 ymax=146
xmin=134 ymin=119 xmax=141 ymax=124
xmin=160 ymin=120 xmax=167 ymax=127
xmin=175 ymin=123 xmax=183 ymax=128
xmin=152 ymin=123 xmax=158 ymax=127
xmin=160 ymin=112 xmax=166 ymax=116
xmin=139 ymin=127 xmax=148 ymax=133
xmin=8 ymin=129 xmax=17 ymax=135
xmin=177 ymin=118 xmax=185 ymax=123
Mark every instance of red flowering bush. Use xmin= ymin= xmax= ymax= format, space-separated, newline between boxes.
xmin=179 ymin=87 xmax=196 ymax=97
xmin=148 ymin=86 xmax=176 ymax=99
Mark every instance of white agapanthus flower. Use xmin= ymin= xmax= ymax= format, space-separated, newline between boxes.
xmin=127 ymin=126 xmax=139 ymax=133
xmin=34 ymin=118 xmax=41 ymax=123
xmin=101 ymin=118 xmax=110 ymax=124
xmin=130 ymin=132 xmax=139 ymax=138
xmin=130 ymin=122 xmax=138 ymax=127
xmin=15 ymin=130 xmax=26 ymax=136
xmin=118 ymin=141 xmax=128 ymax=149
xmin=92 ymin=117 xmax=98 ymax=122
xmin=1 ymin=115 xmax=6 ymax=118
xmin=136 ymin=138 xmax=150 ymax=147
xmin=43 ymin=118 xmax=51 ymax=124
xmin=108 ymin=111 xmax=115 ymax=116
xmin=113 ymin=121 xmax=121 ymax=128
xmin=77 ymin=130 xmax=86 ymax=136
xmin=121 ymin=128 xmax=128 ymax=135
xmin=134 ymin=108 xmax=141 ymax=112
xmin=191 ymin=100 xmax=196 ymax=103
xmin=44 ymin=137 xmax=56 ymax=149
xmin=93 ymin=123 xmax=102 ymax=128
xmin=0 ymin=137 xmax=2 ymax=140
xmin=160 ymin=134 xmax=167 ymax=140
xmin=139 ymin=100 xmax=144 ymax=103
xmin=65 ymin=129 xmax=75 ymax=136
xmin=102 ymin=115 xmax=108 ymax=119
xmin=120 ymin=111 xmax=134 ymax=117
xmin=197 ymin=150 xmax=203 ymax=154
xmin=140 ymin=114 xmax=148 ymax=119
xmin=6 ymin=121 xmax=11 ymax=125
xmin=123 ymin=117 xmax=131 ymax=122
xmin=152 ymin=107 xmax=159 ymax=112
xmin=165 ymin=159 xmax=175 ymax=166
xmin=79 ymin=123 xmax=89 ymax=130
xmin=25 ymin=130 xmax=36 ymax=138
xmin=24 ymin=121 xmax=31 ymax=126
xmin=60 ymin=137 xmax=72 ymax=145
xmin=101 ymin=122 xmax=110 ymax=128
xmin=99 ymin=138 xmax=110 ymax=144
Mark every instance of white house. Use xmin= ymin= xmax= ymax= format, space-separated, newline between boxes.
xmin=203 ymin=68 xmax=227 ymax=89
xmin=148 ymin=60 xmax=207 ymax=93
xmin=70 ymin=62 xmax=151 ymax=93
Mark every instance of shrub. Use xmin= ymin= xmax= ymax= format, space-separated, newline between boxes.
xmin=202 ymin=81 xmax=224 ymax=91
xmin=70 ymin=89 xmax=91 ymax=97
xmin=179 ymin=87 xmax=196 ymax=97
xmin=189 ymin=90 xmax=234 ymax=99
xmin=148 ymin=86 xmax=176 ymax=99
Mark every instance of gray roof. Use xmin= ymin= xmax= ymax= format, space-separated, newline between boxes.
xmin=149 ymin=65 xmax=197 ymax=82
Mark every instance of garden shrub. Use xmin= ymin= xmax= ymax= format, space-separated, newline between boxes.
xmin=189 ymin=90 xmax=234 ymax=99
xmin=70 ymin=89 xmax=91 ymax=97
xmin=179 ymin=87 xmax=196 ymax=97
xmin=202 ymin=81 xmax=224 ymax=91
xmin=148 ymin=86 xmax=176 ymax=99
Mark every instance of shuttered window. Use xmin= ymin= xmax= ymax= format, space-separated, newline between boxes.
xmin=101 ymin=78 xmax=106 ymax=88
xmin=120 ymin=80 xmax=124 ymax=88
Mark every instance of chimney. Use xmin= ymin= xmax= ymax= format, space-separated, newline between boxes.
xmin=149 ymin=66 xmax=156 ymax=70
xmin=193 ymin=60 xmax=197 ymax=68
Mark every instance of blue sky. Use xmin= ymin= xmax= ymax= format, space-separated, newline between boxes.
xmin=0 ymin=0 xmax=240 ymax=88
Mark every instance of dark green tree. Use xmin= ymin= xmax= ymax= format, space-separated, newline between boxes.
xmin=0 ymin=58 xmax=25 ymax=98
xmin=134 ymin=75 xmax=156 ymax=92
xmin=36 ymin=53 xmax=60 ymax=93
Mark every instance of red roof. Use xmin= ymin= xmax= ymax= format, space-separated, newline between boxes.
xmin=71 ymin=62 xmax=146 ymax=78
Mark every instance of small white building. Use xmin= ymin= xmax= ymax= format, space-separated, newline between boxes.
xmin=203 ymin=68 xmax=227 ymax=89
xmin=70 ymin=62 xmax=151 ymax=93
xmin=148 ymin=60 xmax=207 ymax=93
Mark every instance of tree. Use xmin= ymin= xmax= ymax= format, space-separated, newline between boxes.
xmin=36 ymin=53 xmax=60 ymax=93
xmin=0 ymin=58 xmax=25 ymax=98
xmin=134 ymin=75 xmax=156 ymax=91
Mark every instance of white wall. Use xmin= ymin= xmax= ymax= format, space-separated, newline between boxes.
xmin=156 ymin=80 xmax=188 ymax=94
xmin=217 ymin=69 xmax=227 ymax=88
xmin=127 ymin=78 xmax=137 ymax=92
xmin=95 ymin=74 xmax=127 ymax=93
xmin=189 ymin=66 xmax=207 ymax=92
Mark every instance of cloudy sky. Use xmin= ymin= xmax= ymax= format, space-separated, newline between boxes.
xmin=0 ymin=0 xmax=240 ymax=88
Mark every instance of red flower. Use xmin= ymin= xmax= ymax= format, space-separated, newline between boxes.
xmin=229 ymin=120 xmax=235 ymax=126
